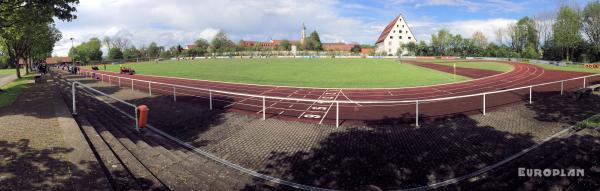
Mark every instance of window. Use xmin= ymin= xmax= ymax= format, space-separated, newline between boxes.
xmin=399 ymin=30 xmax=402 ymax=33
xmin=399 ymin=19 xmax=402 ymax=22
xmin=406 ymin=31 xmax=408 ymax=34
xmin=402 ymin=25 xmax=405 ymax=28
xmin=390 ymin=36 xmax=393 ymax=39
xmin=393 ymin=30 xmax=395 ymax=33
xmin=396 ymin=25 xmax=399 ymax=27
xmin=399 ymin=36 xmax=403 ymax=39
xmin=408 ymin=37 xmax=411 ymax=39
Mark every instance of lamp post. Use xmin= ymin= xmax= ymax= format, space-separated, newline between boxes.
xmin=70 ymin=37 xmax=75 ymax=68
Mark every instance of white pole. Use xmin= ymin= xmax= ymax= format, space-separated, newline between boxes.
xmin=173 ymin=87 xmax=176 ymax=102
xmin=71 ymin=82 xmax=77 ymax=115
xmin=148 ymin=82 xmax=152 ymax=96
xmin=209 ymin=90 xmax=213 ymax=110
xmin=131 ymin=79 xmax=134 ymax=91
xmin=108 ymin=76 xmax=111 ymax=84
xmin=561 ymin=81 xmax=564 ymax=95
xmin=483 ymin=93 xmax=486 ymax=115
xmin=415 ymin=100 xmax=419 ymax=127
xmin=583 ymin=77 xmax=586 ymax=88
xmin=336 ymin=101 xmax=339 ymax=127
xmin=529 ymin=86 xmax=533 ymax=104
xmin=262 ymin=96 xmax=266 ymax=120
xmin=118 ymin=77 xmax=121 ymax=87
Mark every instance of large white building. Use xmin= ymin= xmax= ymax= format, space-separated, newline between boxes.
xmin=375 ymin=14 xmax=417 ymax=56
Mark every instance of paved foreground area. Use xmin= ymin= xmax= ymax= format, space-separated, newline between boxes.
xmin=0 ymin=76 xmax=110 ymax=190
xmin=60 ymin=72 xmax=600 ymax=190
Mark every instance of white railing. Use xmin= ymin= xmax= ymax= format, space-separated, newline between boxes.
xmin=71 ymin=81 xmax=140 ymax=131
xmin=81 ymin=70 xmax=600 ymax=127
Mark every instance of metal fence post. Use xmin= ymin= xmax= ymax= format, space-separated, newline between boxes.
xmin=560 ymin=81 xmax=564 ymax=95
xmin=336 ymin=101 xmax=339 ymax=128
xmin=173 ymin=87 xmax=176 ymax=102
xmin=148 ymin=82 xmax=152 ymax=96
xmin=108 ymin=76 xmax=111 ymax=84
xmin=72 ymin=82 xmax=77 ymax=115
xmin=415 ymin=100 xmax=419 ymax=127
xmin=262 ymin=96 xmax=266 ymax=120
xmin=134 ymin=107 xmax=139 ymax=132
xmin=131 ymin=79 xmax=134 ymax=91
xmin=483 ymin=93 xmax=486 ymax=115
xmin=529 ymin=86 xmax=533 ymax=104
xmin=118 ymin=77 xmax=121 ymax=87
xmin=209 ymin=90 xmax=213 ymax=110
xmin=583 ymin=77 xmax=586 ymax=88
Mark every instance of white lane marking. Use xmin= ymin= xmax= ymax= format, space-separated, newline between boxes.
xmin=319 ymin=90 xmax=341 ymax=124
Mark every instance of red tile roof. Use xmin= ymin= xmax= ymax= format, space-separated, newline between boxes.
xmin=46 ymin=57 xmax=72 ymax=64
xmin=323 ymin=43 xmax=357 ymax=51
xmin=376 ymin=15 xmax=400 ymax=44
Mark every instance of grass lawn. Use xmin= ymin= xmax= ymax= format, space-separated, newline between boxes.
xmin=426 ymin=61 xmax=514 ymax=72
xmin=532 ymin=63 xmax=600 ymax=73
xmin=0 ymin=68 xmax=17 ymax=77
xmin=0 ymin=75 xmax=33 ymax=108
xmin=93 ymin=58 xmax=470 ymax=88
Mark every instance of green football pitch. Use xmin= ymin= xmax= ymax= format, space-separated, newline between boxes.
xmin=94 ymin=58 xmax=472 ymax=88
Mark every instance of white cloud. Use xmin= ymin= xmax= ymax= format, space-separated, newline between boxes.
xmin=52 ymin=0 xmax=519 ymax=56
xmin=53 ymin=0 xmax=384 ymax=56
xmin=390 ymin=0 xmax=525 ymax=13
xmin=409 ymin=18 xmax=516 ymax=43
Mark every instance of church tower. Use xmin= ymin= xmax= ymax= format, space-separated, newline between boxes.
xmin=300 ymin=22 xmax=306 ymax=45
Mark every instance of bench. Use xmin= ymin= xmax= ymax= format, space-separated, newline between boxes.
xmin=120 ymin=67 xmax=136 ymax=75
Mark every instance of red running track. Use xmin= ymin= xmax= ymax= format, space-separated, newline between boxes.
xmin=79 ymin=60 xmax=598 ymax=125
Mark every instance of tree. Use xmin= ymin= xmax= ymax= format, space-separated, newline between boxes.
xmin=583 ymin=1 xmax=600 ymax=50
xmin=0 ymin=0 xmax=78 ymax=78
xmin=210 ymin=30 xmax=235 ymax=54
xmin=472 ymin=31 xmax=488 ymax=48
xmin=108 ymin=47 xmax=123 ymax=60
xmin=431 ymin=29 xmax=451 ymax=55
xmin=68 ymin=37 xmax=102 ymax=63
xmin=122 ymin=46 xmax=139 ymax=59
xmin=306 ymin=31 xmax=323 ymax=51
xmin=147 ymin=42 xmax=161 ymax=58
xmin=278 ymin=39 xmax=291 ymax=51
xmin=112 ymin=37 xmax=130 ymax=50
xmin=102 ymin=36 xmax=112 ymax=50
xmin=552 ymin=5 xmax=582 ymax=62
xmin=0 ymin=0 xmax=79 ymax=30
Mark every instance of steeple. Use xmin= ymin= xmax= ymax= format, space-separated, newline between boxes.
xmin=300 ymin=22 xmax=306 ymax=45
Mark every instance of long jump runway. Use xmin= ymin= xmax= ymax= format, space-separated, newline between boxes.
xmin=81 ymin=60 xmax=597 ymax=125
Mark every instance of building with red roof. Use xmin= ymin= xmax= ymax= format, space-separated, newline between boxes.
xmin=375 ymin=14 xmax=416 ymax=56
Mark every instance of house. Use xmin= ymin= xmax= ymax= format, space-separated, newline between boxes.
xmin=46 ymin=57 xmax=72 ymax=65
xmin=375 ymin=14 xmax=417 ymax=56
xmin=322 ymin=43 xmax=359 ymax=52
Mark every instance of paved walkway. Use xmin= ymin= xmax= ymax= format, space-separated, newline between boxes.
xmin=0 ymin=73 xmax=17 ymax=87
xmin=0 ymin=76 xmax=111 ymax=190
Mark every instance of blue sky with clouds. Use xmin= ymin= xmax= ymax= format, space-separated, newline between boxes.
xmin=53 ymin=0 xmax=595 ymax=56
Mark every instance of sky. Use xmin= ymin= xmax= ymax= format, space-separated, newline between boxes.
xmin=52 ymin=0 xmax=594 ymax=56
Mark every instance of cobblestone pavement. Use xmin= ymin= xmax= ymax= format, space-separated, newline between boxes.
xmin=60 ymin=72 xmax=600 ymax=190
xmin=0 ymin=76 xmax=109 ymax=190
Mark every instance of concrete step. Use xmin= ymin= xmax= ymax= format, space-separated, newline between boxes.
xmin=85 ymin=114 xmax=168 ymax=190
xmin=75 ymin=115 xmax=143 ymax=190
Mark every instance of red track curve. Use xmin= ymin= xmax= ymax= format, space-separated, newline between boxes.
xmin=80 ymin=60 xmax=597 ymax=125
